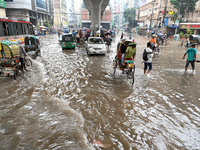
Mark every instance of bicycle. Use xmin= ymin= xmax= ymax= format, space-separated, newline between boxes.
xmin=178 ymin=40 xmax=188 ymax=47
xmin=163 ymin=39 xmax=170 ymax=46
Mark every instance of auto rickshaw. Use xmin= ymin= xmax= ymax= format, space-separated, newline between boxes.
xmin=24 ymin=35 xmax=41 ymax=56
xmin=189 ymin=35 xmax=199 ymax=44
xmin=0 ymin=40 xmax=23 ymax=80
xmin=61 ymin=33 xmax=75 ymax=50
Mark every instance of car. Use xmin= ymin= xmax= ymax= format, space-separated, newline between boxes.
xmin=86 ymin=37 xmax=106 ymax=55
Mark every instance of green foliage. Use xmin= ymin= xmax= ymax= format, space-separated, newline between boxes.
xmin=123 ymin=7 xmax=139 ymax=28
xmin=179 ymin=32 xmax=184 ymax=38
xmin=44 ymin=20 xmax=52 ymax=27
xmin=170 ymin=0 xmax=198 ymax=18
xmin=185 ymin=28 xmax=194 ymax=37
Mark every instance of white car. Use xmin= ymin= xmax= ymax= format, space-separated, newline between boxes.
xmin=86 ymin=37 xmax=106 ymax=55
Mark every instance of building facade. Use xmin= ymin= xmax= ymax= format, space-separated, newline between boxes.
xmin=54 ymin=0 xmax=67 ymax=29
xmin=126 ymin=0 xmax=140 ymax=8
xmin=67 ymin=0 xmax=76 ymax=27
xmin=139 ymin=0 xmax=174 ymax=33
xmin=113 ymin=0 xmax=127 ymax=28
xmin=4 ymin=0 xmax=54 ymax=27
xmin=179 ymin=0 xmax=200 ymax=34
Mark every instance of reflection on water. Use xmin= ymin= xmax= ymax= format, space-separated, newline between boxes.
xmin=0 ymin=34 xmax=200 ymax=149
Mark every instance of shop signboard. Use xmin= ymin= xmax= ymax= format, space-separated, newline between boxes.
xmin=0 ymin=1 xmax=6 ymax=8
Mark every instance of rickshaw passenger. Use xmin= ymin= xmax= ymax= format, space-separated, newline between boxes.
xmin=118 ymin=39 xmax=127 ymax=63
xmin=16 ymin=40 xmax=28 ymax=71
xmin=122 ymin=42 xmax=137 ymax=74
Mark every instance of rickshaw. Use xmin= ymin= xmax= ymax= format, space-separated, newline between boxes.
xmin=189 ymin=35 xmax=199 ymax=47
xmin=113 ymin=40 xmax=135 ymax=85
xmin=0 ymin=41 xmax=23 ymax=80
xmin=61 ymin=33 xmax=75 ymax=50
xmin=24 ymin=35 xmax=41 ymax=56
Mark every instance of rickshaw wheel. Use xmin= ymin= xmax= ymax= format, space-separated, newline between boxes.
xmin=127 ymin=65 xmax=135 ymax=85
xmin=14 ymin=66 xmax=24 ymax=80
xmin=113 ymin=59 xmax=117 ymax=74
xmin=25 ymin=59 xmax=32 ymax=69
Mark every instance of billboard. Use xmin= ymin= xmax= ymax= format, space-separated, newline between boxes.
xmin=5 ymin=0 xmax=31 ymax=10
xmin=36 ymin=0 xmax=46 ymax=10
xmin=135 ymin=9 xmax=139 ymax=20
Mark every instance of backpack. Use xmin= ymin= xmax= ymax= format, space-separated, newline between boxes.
xmin=143 ymin=49 xmax=148 ymax=61
xmin=143 ymin=49 xmax=152 ymax=61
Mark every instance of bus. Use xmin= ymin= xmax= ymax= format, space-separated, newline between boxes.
xmin=0 ymin=18 xmax=34 ymax=43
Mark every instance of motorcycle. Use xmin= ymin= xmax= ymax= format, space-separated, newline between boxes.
xmin=106 ymin=38 xmax=112 ymax=48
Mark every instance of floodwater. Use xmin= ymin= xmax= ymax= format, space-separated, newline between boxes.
xmin=0 ymin=33 xmax=200 ymax=150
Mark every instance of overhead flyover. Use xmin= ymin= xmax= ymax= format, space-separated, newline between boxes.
xmin=83 ymin=0 xmax=110 ymax=34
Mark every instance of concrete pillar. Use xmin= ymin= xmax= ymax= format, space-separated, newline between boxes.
xmin=89 ymin=0 xmax=103 ymax=36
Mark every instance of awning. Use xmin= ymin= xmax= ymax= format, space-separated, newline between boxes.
xmin=169 ymin=25 xmax=178 ymax=28
xmin=30 ymin=17 xmax=36 ymax=19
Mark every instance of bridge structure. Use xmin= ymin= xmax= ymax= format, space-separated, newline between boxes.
xmin=82 ymin=0 xmax=110 ymax=35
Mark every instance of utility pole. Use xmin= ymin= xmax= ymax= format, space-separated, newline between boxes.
xmin=175 ymin=1 xmax=182 ymax=35
xmin=155 ymin=0 xmax=162 ymax=34
xmin=161 ymin=0 xmax=168 ymax=32
xmin=149 ymin=0 xmax=156 ymax=31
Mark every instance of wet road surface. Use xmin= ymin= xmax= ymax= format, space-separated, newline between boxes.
xmin=0 ymin=33 xmax=200 ymax=150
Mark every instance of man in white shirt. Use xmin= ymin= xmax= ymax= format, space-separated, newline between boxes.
xmin=144 ymin=42 xmax=154 ymax=76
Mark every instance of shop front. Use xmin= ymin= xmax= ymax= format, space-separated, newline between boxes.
xmin=180 ymin=23 xmax=200 ymax=34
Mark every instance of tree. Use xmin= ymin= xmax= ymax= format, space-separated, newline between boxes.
xmin=170 ymin=0 xmax=198 ymax=17
xmin=123 ymin=7 xmax=139 ymax=28
xmin=44 ymin=20 xmax=52 ymax=27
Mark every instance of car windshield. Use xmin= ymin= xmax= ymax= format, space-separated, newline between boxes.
xmin=89 ymin=38 xmax=103 ymax=44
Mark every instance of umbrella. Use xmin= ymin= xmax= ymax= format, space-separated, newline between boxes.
xmin=105 ymin=32 xmax=111 ymax=36
xmin=86 ymin=30 xmax=90 ymax=33
xmin=157 ymin=33 xmax=163 ymax=36
xmin=38 ymin=26 xmax=46 ymax=29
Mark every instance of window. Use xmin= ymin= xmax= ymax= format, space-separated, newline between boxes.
xmin=17 ymin=23 xmax=23 ymax=35
xmin=8 ymin=22 xmax=16 ymax=35
xmin=0 ymin=22 xmax=5 ymax=36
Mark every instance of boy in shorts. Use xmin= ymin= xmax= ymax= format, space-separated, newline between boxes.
xmin=183 ymin=43 xmax=197 ymax=73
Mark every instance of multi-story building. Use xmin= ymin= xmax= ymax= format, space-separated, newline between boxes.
xmin=179 ymin=0 xmax=200 ymax=34
xmin=4 ymin=0 xmax=54 ymax=27
xmin=54 ymin=0 xmax=67 ymax=29
xmin=0 ymin=0 xmax=6 ymax=17
xmin=113 ymin=0 xmax=127 ymax=28
xmin=67 ymin=0 xmax=75 ymax=27
xmin=139 ymin=0 xmax=174 ymax=34
xmin=80 ymin=2 xmax=112 ymax=30
xmin=126 ymin=0 xmax=140 ymax=8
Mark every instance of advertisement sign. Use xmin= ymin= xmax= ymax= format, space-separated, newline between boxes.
xmin=5 ymin=0 xmax=31 ymax=10
xmin=135 ymin=9 xmax=139 ymax=20
xmin=116 ymin=6 xmax=119 ymax=14
xmin=164 ymin=17 xmax=168 ymax=26
xmin=36 ymin=0 xmax=46 ymax=10
xmin=0 ymin=1 xmax=6 ymax=8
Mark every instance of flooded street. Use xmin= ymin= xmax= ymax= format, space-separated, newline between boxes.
xmin=1 ymin=33 xmax=200 ymax=150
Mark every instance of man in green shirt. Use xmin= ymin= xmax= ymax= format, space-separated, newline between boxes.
xmin=183 ymin=44 xmax=197 ymax=73
xmin=122 ymin=42 xmax=137 ymax=74
xmin=123 ymin=42 xmax=137 ymax=61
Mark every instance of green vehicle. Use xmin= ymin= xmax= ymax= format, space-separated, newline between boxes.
xmin=61 ymin=34 xmax=75 ymax=50
xmin=24 ymin=35 xmax=41 ymax=56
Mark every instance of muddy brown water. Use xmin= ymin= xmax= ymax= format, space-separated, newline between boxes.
xmin=0 ymin=33 xmax=200 ymax=150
